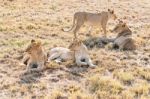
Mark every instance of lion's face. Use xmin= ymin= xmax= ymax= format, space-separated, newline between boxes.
xmin=25 ymin=39 xmax=42 ymax=54
xmin=108 ymin=9 xmax=117 ymax=20
xmin=112 ymin=21 xmax=128 ymax=33
xmin=68 ymin=39 xmax=82 ymax=51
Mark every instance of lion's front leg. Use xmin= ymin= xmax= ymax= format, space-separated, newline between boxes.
xmin=55 ymin=58 xmax=62 ymax=63
xmin=26 ymin=61 xmax=32 ymax=72
xmin=73 ymin=21 xmax=84 ymax=38
xmin=76 ymin=59 xmax=88 ymax=66
xmin=22 ymin=53 xmax=30 ymax=65
xmin=101 ymin=22 xmax=107 ymax=38
xmin=75 ymin=56 xmax=88 ymax=66
xmin=86 ymin=57 xmax=96 ymax=67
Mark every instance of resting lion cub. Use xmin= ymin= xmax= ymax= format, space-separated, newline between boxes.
xmin=48 ymin=39 xmax=96 ymax=67
xmin=47 ymin=47 xmax=74 ymax=63
xmin=111 ymin=21 xmax=136 ymax=50
xmin=69 ymin=39 xmax=96 ymax=67
xmin=63 ymin=9 xmax=117 ymax=38
xmin=22 ymin=40 xmax=47 ymax=72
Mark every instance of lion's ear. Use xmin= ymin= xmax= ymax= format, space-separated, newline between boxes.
xmin=122 ymin=23 xmax=126 ymax=27
xmin=31 ymin=39 xmax=35 ymax=43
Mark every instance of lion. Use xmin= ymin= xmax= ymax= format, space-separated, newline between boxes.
xmin=22 ymin=39 xmax=47 ymax=72
xmin=111 ymin=21 xmax=136 ymax=50
xmin=47 ymin=47 xmax=74 ymax=63
xmin=48 ymin=39 xmax=96 ymax=67
xmin=63 ymin=9 xmax=117 ymax=38
xmin=69 ymin=39 xmax=96 ymax=67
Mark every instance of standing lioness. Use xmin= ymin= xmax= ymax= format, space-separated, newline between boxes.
xmin=63 ymin=9 xmax=117 ymax=38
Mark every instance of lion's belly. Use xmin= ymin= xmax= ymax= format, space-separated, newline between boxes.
xmin=61 ymin=51 xmax=74 ymax=60
xmin=86 ymin=15 xmax=101 ymax=26
xmin=49 ymin=47 xmax=73 ymax=61
xmin=50 ymin=47 xmax=70 ymax=53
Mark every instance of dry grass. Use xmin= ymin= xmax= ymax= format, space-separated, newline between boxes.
xmin=0 ymin=0 xmax=150 ymax=98
xmin=113 ymin=71 xmax=134 ymax=84
xmin=88 ymin=75 xmax=124 ymax=94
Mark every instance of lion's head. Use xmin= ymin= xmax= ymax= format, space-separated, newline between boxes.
xmin=108 ymin=9 xmax=117 ymax=20
xmin=112 ymin=20 xmax=129 ymax=33
xmin=25 ymin=39 xmax=42 ymax=54
xmin=68 ymin=39 xmax=83 ymax=51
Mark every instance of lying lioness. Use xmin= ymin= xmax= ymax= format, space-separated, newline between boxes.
xmin=48 ymin=39 xmax=96 ymax=67
xmin=47 ymin=47 xmax=74 ymax=63
xmin=111 ymin=21 xmax=136 ymax=50
xmin=63 ymin=9 xmax=117 ymax=38
xmin=22 ymin=40 xmax=47 ymax=72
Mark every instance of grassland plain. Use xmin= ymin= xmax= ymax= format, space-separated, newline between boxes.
xmin=0 ymin=0 xmax=149 ymax=99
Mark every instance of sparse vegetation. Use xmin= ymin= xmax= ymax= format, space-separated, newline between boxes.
xmin=0 ymin=0 xmax=150 ymax=98
xmin=113 ymin=71 xmax=134 ymax=85
xmin=88 ymin=76 xmax=124 ymax=94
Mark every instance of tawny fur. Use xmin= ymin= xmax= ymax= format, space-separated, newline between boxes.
xmin=47 ymin=47 xmax=74 ymax=63
xmin=22 ymin=40 xmax=47 ymax=72
xmin=63 ymin=9 xmax=117 ymax=38
xmin=48 ymin=39 xmax=96 ymax=67
xmin=112 ymin=21 xmax=136 ymax=50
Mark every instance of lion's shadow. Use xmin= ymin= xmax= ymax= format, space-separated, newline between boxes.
xmin=83 ymin=37 xmax=116 ymax=49
xmin=19 ymin=64 xmax=89 ymax=84
xmin=19 ymin=70 xmax=43 ymax=84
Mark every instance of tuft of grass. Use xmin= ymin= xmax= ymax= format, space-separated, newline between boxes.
xmin=49 ymin=5 xmax=57 ymax=10
xmin=0 ymin=26 xmax=7 ymax=31
xmin=49 ymin=90 xmax=66 ymax=99
xmin=130 ymin=82 xmax=150 ymax=97
xmin=121 ymin=90 xmax=135 ymax=99
xmin=65 ymin=84 xmax=81 ymax=94
xmin=43 ymin=41 xmax=50 ymax=46
xmin=34 ymin=83 xmax=47 ymax=90
xmin=96 ymin=91 xmax=109 ymax=99
xmin=88 ymin=75 xmax=124 ymax=94
xmin=8 ymin=39 xmax=28 ymax=48
xmin=9 ymin=85 xmax=19 ymax=94
xmin=69 ymin=91 xmax=93 ymax=99
xmin=26 ymin=24 xmax=38 ymax=30
xmin=46 ymin=61 xmax=62 ymax=69
xmin=136 ymin=68 xmax=150 ymax=81
xmin=96 ymin=90 xmax=122 ymax=99
xmin=113 ymin=71 xmax=134 ymax=85
xmin=62 ymin=60 xmax=74 ymax=67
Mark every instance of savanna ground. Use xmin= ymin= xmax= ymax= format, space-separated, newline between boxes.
xmin=0 ymin=0 xmax=150 ymax=99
